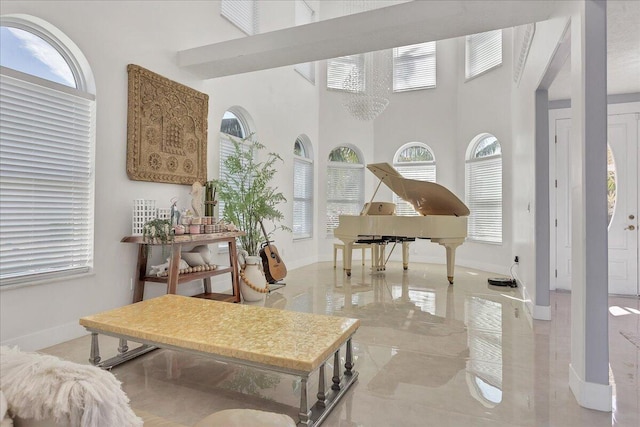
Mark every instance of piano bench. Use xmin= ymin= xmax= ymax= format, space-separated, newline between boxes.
xmin=334 ymin=242 xmax=374 ymax=268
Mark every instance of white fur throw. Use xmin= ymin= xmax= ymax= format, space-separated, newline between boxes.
xmin=0 ymin=346 xmax=142 ymax=427
xmin=0 ymin=389 xmax=12 ymax=427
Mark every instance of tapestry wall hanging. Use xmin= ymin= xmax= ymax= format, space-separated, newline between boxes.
xmin=126 ymin=64 xmax=208 ymax=185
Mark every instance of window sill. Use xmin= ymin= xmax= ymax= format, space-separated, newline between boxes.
xmin=0 ymin=269 xmax=95 ymax=291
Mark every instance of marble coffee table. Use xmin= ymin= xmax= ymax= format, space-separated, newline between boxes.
xmin=79 ymin=294 xmax=360 ymax=426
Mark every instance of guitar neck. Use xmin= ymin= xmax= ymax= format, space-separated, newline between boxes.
xmin=259 ymin=220 xmax=272 ymax=249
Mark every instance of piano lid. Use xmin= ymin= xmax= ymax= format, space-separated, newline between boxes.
xmin=367 ymin=163 xmax=470 ymax=217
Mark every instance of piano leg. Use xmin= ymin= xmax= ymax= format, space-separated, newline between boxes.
xmin=341 ymin=240 xmax=355 ymax=277
xmin=435 ymin=239 xmax=463 ymax=284
xmin=402 ymin=242 xmax=410 ymax=270
xmin=372 ymin=244 xmax=386 ymax=272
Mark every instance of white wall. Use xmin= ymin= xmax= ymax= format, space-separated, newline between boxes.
xmin=510 ymin=16 xmax=572 ymax=315
xmin=0 ymin=1 xmax=321 ymax=350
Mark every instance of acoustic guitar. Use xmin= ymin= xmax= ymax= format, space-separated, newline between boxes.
xmin=259 ymin=220 xmax=287 ymax=283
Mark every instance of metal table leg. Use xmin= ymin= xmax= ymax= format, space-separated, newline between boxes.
xmin=317 ymin=363 xmax=326 ymax=408
xmin=299 ymin=376 xmax=312 ymax=426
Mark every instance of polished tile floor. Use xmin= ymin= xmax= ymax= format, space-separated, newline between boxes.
xmin=43 ymin=262 xmax=639 ymax=426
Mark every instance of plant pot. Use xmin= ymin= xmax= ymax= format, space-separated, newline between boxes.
xmin=240 ymin=256 xmax=268 ymax=302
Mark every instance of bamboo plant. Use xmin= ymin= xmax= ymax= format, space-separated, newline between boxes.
xmin=212 ymin=136 xmax=289 ymax=256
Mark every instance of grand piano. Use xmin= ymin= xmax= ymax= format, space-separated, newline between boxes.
xmin=333 ymin=163 xmax=470 ymax=284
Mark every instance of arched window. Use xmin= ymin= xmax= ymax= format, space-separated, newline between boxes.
xmin=218 ymin=107 xmax=254 ymax=222
xmin=0 ymin=17 xmax=96 ymax=285
xmin=393 ymin=142 xmax=436 ymax=216
xmin=326 ymin=146 xmax=364 ymax=235
xmin=465 ymin=134 xmax=502 ymax=243
xmin=293 ymin=135 xmax=314 ymax=239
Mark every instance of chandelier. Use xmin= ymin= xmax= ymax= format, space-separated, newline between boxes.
xmin=339 ymin=0 xmax=392 ymax=121
xmin=341 ymin=49 xmax=392 ymax=121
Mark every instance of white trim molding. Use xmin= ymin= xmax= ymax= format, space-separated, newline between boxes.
xmin=569 ymin=363 xmax=613 ymax=412
xmin=533 ymin=304 xmax=551 ymax=320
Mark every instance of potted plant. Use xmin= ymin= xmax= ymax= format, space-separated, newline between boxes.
xmin=212 ymin=136 xmax=289 ymax=255
xmin=142 ymin=218 xmax=173 ymax=256
xmin=213 ymin=136 xmax=289 ymax=301
xmin=142 ymin=218 xmax=173 ymax=244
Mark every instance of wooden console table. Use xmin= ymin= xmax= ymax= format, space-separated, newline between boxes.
xmin=122 ymin=231 xmax=245 ymax=303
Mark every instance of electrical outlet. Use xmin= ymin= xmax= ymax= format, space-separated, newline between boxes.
xmin=514 ymin=256 xmax=519 ymax=263
xmin=130 ymin=278 xmax=133 ymax=291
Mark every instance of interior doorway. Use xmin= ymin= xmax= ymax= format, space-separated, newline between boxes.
xmin=550 ymin=106 xmax=639 ymax=296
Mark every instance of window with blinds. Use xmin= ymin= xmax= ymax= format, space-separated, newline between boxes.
xmin=218 ymin=135 xmax=250 ymax=220
xmin=465 ymin=29 xmax=502 ymax=80
xmin=294 ymin=0 xmax=316 ymax=84
xmin=0 ymin=69 xmax=95 ymax=285
xmin=393 ymin=143 xmax=436 ymax=216
xmin=465 ymin=135 xmax=502 ymax=243
xmin=327 ymin=55 xmax=364 ymax=90
xmin=293 ymin=137 xmax=313 ymax=239
xmin=393 ymin=41 xmax=436 ymax=92
xmin=221 ymin=0 xmax=258 ymax=35
xmin=326 ymin=147 xmax=364 ymax=235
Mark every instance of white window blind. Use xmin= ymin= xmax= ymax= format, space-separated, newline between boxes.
xmin=221 ymin=0 xmax=258 ymax=35
xmin=465 ymin=155 xmax=502 ymax=243
xmin=294 ymin=0 xmax=315 ymax=83
xmin=293 ymin=156 xmax=313 ymax=239
xmin=326 ymin=163 xmax=364 ymax=234
xmin=393 ymin=41 xmax=436 ymax=92
xmin=0 ymin=70 xmax=95 ymax=285
xmin=465 ymin=30 xmax=502 ymax=80
xmin=327 ymin=55 xmax=364 ymax=90
xmin=218 ymin=135 xmax=250 ymax=220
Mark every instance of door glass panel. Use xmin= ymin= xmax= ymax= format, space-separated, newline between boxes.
xmin=607 ymin=144 xmax=616 ymax=227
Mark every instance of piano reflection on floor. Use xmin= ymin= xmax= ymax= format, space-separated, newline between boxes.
xmin=334 ymin=163 xmax=470 ymax=284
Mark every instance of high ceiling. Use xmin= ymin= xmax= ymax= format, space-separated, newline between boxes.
xmin=178 ymin=0 xmax=639 ymax=100
xmin=548 ymin=1 xmax=640 ymax=100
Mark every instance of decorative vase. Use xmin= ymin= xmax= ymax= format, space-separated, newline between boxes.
xmin=240 ymin=255 xmax=268 ymax=302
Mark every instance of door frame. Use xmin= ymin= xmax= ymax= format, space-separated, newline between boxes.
xmin=549 ymin=101 xmax=640 ymax=293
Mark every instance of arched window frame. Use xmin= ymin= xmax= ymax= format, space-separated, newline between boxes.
xmin=0 ymin=15 xmax=96 ymax=286
xmin=465 ymin=133 xmax=502 ymax=243
xmin=393 ymin=142 xmax=436 ymax=216
xmin=293 ymin=135 xmax=314 ymax=239
xmin=326 ymin=145 xmax=364 ymax=235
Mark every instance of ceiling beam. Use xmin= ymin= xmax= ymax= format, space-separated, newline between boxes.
xmin=178 ymin=0 xmax=559 ymax=79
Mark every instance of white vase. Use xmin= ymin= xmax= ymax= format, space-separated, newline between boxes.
xmin=240 ymin=256 xmax=267 ymax=302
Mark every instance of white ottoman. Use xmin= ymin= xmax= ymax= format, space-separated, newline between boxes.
xmin=194 ymin=409 xmax=296 ymax=427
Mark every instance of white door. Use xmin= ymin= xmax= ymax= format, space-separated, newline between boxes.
xmin=553 ymin=113 xmax=639 ymax=295
xmin=554 ymin=118 xmax=573 ymax=290
xmin=607 ymin=114 xmax=639 ymax=295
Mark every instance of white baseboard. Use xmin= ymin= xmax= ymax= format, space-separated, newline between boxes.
xmin=1 ymin=321 xmax=87 ymax=352
xmin=533 ymin=304 xmax=551 ymax=320
xmin=569 ymin=363 xmax=613 ymax=412
xmin=456 ymin=258 xmax=510 ymax=277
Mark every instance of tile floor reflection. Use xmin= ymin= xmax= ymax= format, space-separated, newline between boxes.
xmin=43 ymin=262 xmax=639 ymax=426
